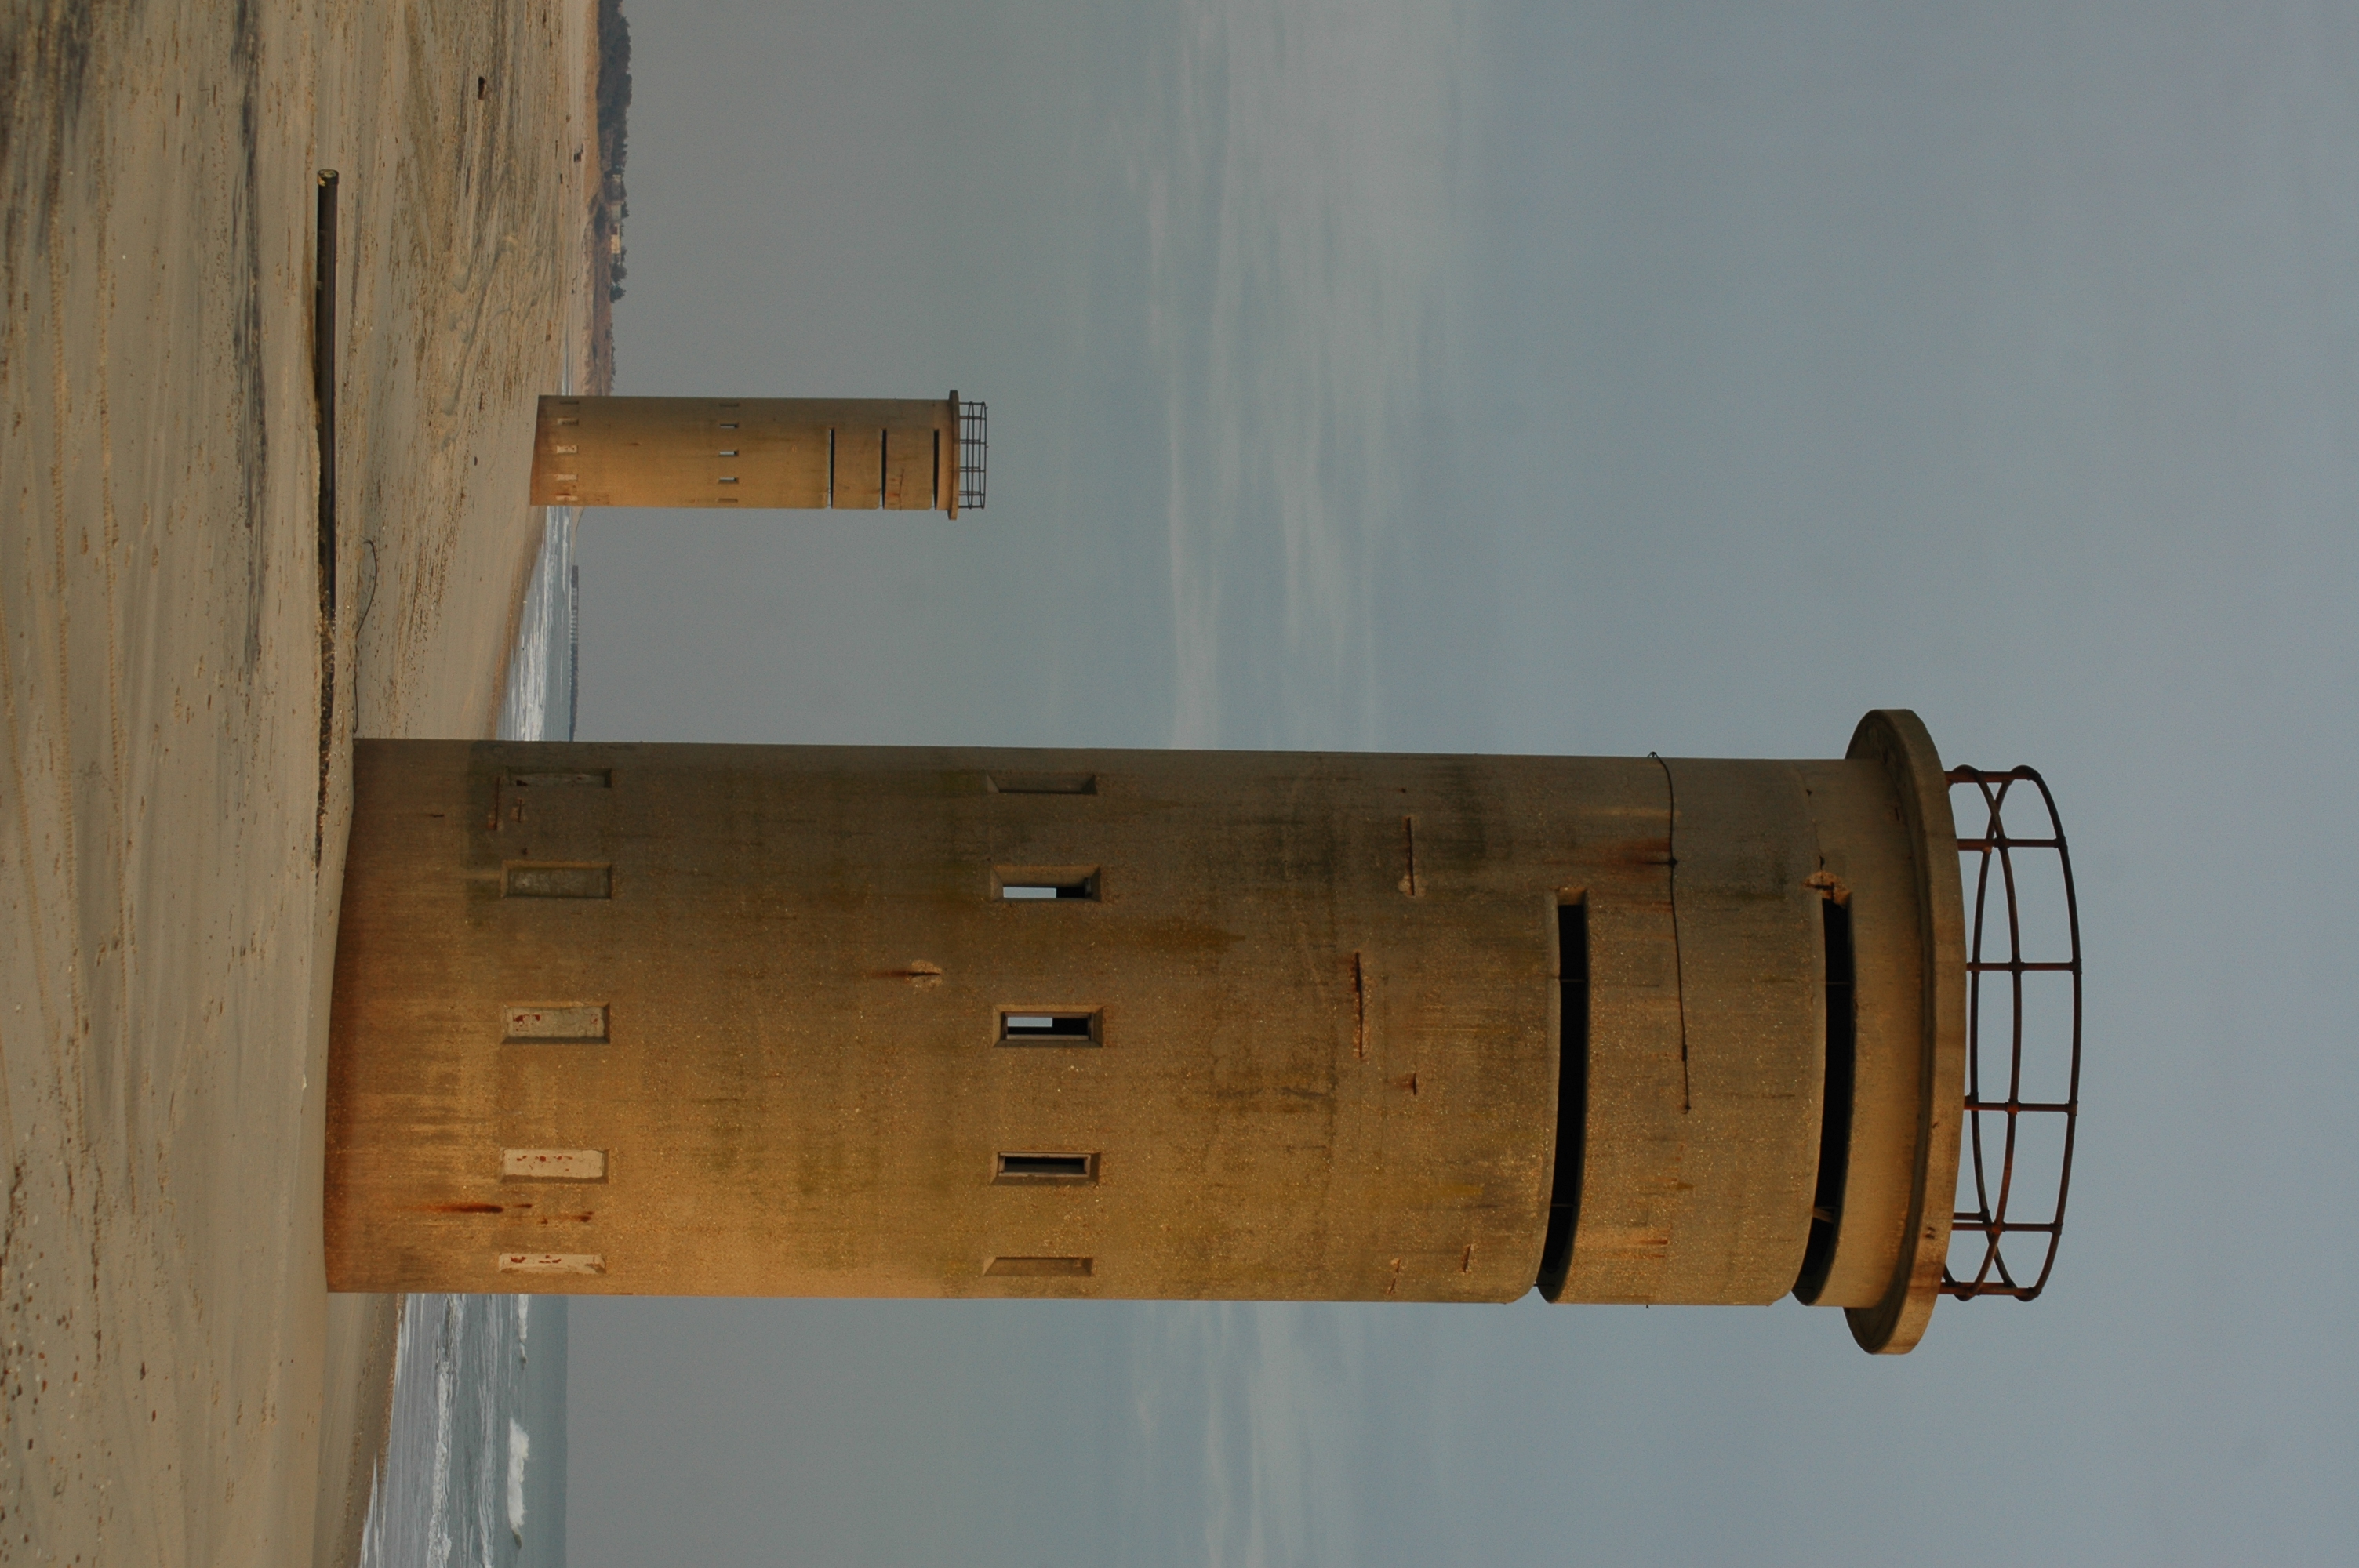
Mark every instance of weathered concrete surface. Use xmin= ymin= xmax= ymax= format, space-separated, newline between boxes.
xmin=327 ymin=728 xmax=1963 ymax=1338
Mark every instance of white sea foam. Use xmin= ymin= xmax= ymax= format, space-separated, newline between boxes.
xmin=507 ymin=1417 xmax=531 ymax=1543
xmin=426 ymin=1300 xmax=459 ymax=1568
xmin=359 ymin=1290 xmax=568 ymax=1566
xmin=497 ymin=505 xmax=580 ymax=745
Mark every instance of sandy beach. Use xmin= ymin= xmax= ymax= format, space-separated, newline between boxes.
xmin=1 ymin=0 xmax=599 ymax=1559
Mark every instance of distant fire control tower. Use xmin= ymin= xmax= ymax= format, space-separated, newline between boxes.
xmin=325 ymin=712 xmax=2081 ymax=1354
xmin=527 ymin=394 xmax=987 ymax=514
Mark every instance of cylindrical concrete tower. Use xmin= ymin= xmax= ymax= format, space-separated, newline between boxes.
xmin=527 ymin=394 xmax=982 ymax=514
xmin=325 ymin=712 xmax=2034 ymax=1353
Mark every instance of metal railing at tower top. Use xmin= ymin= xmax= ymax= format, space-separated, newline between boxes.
xmin=958 ymin=401 xmax=987 ymax=511
xmin=1944 ymin=765 xmax=2083 ymax=1302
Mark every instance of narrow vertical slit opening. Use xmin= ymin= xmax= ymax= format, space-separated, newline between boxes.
xmin=826 ymin=426 xmax=836 ymax=508
xmin=1794 ymin=895 xmax=1856 ymax=1302
xmin=1536 ymin=898 xmax=1587 ymax=1299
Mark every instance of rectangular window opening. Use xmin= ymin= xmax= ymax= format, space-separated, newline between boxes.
xmin=503 ymin=862 xmax=612 ymax=899
xmin=998 ymin=1010 xmax=1101 ymax=1046
xmin=998 ymin=868 xmax=1099 ymax=902
xmin=502 ymin=1148 xmax=608 ymax=1181
xmin=994 ymin=1152 xmax=1098 ymax=1185
xmin=503 ymin=1004 xmax=609 ymax=1042
xmin=497 ymin=1253 xmax=605 ymax=1276
xmin=507 ymin=770 xmax=610 ymax=789
xmin=1535 ymin=897 xmax=1588 ymax=1300
xmin=984 ymin=1255 xmax=1092 ymax=1277
xmin=987 ymin=772 xmax=1097 ymax=796
xmin=718 ymin=448 xmax=738 ymax=457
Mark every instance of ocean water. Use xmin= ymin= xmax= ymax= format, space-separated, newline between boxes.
xmin=497 ymin=504 xmax=582 ymax=746
xmin=359 ymin=1294 xmax=569 ymax=1568
xmin=357 ymin=502 xmax=581 ymax=1568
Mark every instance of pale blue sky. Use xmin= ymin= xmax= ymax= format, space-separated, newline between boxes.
xmin=570 ymin=3 xmax=2358 ymax=1561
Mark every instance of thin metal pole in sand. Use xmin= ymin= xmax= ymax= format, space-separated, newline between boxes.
xmin=314 ymin=169 xmax=340 ymax=866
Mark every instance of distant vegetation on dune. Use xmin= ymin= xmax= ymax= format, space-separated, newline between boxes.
xmin=597 ymin=0 xmax=632 ymax=180
xmin=589 ymin=0 xmax=631 ymax=388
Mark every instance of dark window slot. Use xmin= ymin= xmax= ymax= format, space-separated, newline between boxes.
xmin=994 ymin=1152 xmax=1097 ymax=1184
xmin=1535 ymin=900 xmax=1588 ymax=1300
xmin=507 ymin=771 xmax=610 ymax=788
xmin=988 ymin=772 xmax=1097 ymax=796
xmin=1794 ymin=897 xmax=1856 ymax=1302
xmin=998 ymin=1011 xmax=1101 ymax=1046
xmin=984 ymin=1255 xmax=1092 ymax=1277
xmin=998 ymin=869 xmax=1099 ymax=902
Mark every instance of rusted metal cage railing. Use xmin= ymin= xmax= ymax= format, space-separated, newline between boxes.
xmin=1943 ymin=765 xmax=2082 ymax=1301
xmin=958 ymin=400 xmax=987 ymax=512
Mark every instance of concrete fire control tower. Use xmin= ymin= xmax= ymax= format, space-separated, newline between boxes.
xmin=325 ymin=710 xmax=2081 ymax=1355
xmin=526 ymin=394 xmax=986 ymax=514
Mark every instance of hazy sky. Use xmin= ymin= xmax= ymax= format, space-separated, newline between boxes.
xmin=569 ymin=3 xmax=2357 ymax=1562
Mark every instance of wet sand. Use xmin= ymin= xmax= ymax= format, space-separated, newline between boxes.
xmin=0 ymin=0 xmax=598 ymax=1560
